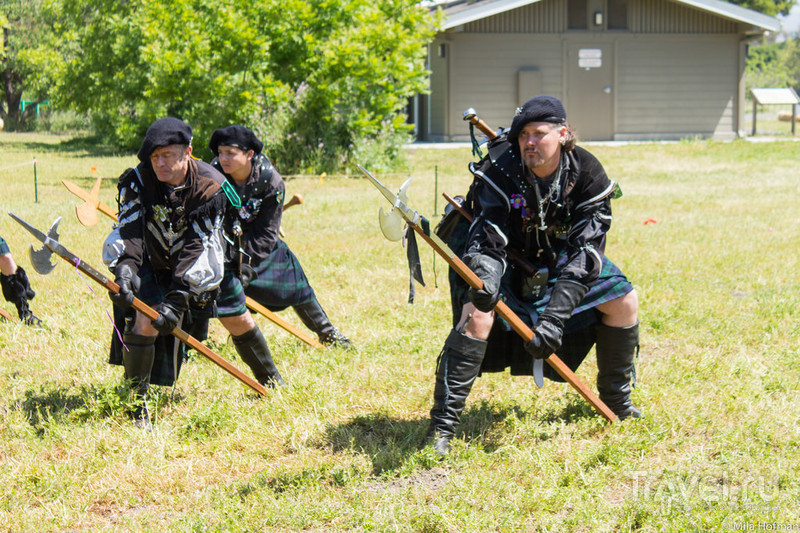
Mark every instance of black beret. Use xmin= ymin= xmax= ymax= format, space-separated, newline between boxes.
xmin=508 ymin=95 xmax=567 ymax=144
xmin=137 ymin=117 xmax=193 ymax=162
xmin=208 ymin=125 xmax=263 ymax=156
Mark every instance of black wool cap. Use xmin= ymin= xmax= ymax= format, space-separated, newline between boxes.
xmin=507 ymin=95 xmax=567 ymax=144
xmin=137 ymin=117 xmax=193 ymax=162
xmin=208 ymin=125 xmax=263 ymax=156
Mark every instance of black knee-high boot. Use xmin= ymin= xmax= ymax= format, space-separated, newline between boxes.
xmin=1 ymin=267 xmax=41 ymax=326
xmin=426 ymin=329 xmax=487 ymax=455
xmin=595 ymin=322 xmax=642 ymax=420
xmin=122 ymin=333 xmax=156 ymax=429
xmin=294 ymin=299 xmax=352 ymax=349
xmin=233 ymin=326 xmax=285 ymax=387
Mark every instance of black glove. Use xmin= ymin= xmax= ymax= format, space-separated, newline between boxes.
xmin=467 ymin=254 xmax=504 ymax=312
xmin=151 ymin=290 xmax=189 ymax=335
xmin=109 ymin=263 xmax=140 ymax=310
xmin=240 ymin=264 xmax=256 ymax=290
xmin=525 ymin=279 xmax=588 ymax=359
xmin=525 ymin=318 xmax=563 ymax=359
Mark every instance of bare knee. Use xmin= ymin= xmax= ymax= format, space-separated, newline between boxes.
xmin=219 ymin=312 xmax=256 ymax=337
xmin=0 ymin=254 xmax=17 ymax=276
xmin=597 ymin=289 xmax=638 ymax=328
xmin=131 ymin=311 xmax=159 ymax=337
xmin=456 ymin=303 xmax=494 ymax=340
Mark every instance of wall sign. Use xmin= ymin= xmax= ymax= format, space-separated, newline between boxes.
xmin=578 ymin=48 xmax=602 ymax=69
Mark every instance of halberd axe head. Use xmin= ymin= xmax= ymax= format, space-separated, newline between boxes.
xmin=77 ymin=176 xmax=102 ymax=227
xmin=378 ymin=177 xmax=412 ymax=242
xmin=27 ymin=216 xmax=62 ymax=275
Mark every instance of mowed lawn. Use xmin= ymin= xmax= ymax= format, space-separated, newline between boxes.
xmin=0 ymin=131 xmax=799 ymax=531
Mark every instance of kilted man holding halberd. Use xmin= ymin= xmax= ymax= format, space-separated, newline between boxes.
xmin=427 ymin=96 xmax=642 ymax=455
xmin=104 ymin=117 xmax=227 ymax=429
xmin=208 ymin=125 xmax=352 ymax=349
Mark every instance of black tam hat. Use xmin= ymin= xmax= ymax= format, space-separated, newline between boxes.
xmin=508 ymin=95 xmax=567 ymax=144
xmin=137 ymin=117 xmax=193 ymax=162
xmin=208 ymin=125 xmax=263 ymax=156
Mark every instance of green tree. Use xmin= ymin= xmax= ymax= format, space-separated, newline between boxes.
xmin=54 ymin=0 xmax=437 ymax=172
xmin=727 ymin=0 xmax=795 ymax=16
xmin=746 ymin=39 xmax=800 ymax=92
xmin=0 ymin=0 xmax=62 ymax=130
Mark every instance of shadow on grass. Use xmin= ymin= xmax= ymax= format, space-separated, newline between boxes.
xmin=324 ymin=412 xmax=429 ymax=475
xmin=14 ymin=381 xmax=183 ymax=435
xmin=16 ymin=384 xmax=87 ymax=435
xmin=458 ymin=397 xmax=599 ymax=450
xmin=0 ymin=133 xmax=130 ymax=158
xmin=321 ymin=395 xmax=598 ymax=475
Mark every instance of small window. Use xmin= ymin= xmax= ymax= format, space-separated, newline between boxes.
xmin=607 ymin=0 xmax=628 ymax=29
xmin=568 ymin=0 xmax=588 ymax=29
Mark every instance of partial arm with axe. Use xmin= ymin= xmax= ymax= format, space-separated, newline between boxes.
xmin=9 ymin=213 xmax=268 ymax=396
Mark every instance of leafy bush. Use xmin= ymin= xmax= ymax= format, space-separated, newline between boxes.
xmin=745 ymin=38 xmax=800 ymax=93
xmin=33 ymin=110 xmax=92 ymax=134
xmin=53 ymin=0 xmax=438 ymax=173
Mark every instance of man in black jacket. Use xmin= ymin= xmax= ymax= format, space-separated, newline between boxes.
xmin=104 ymin=117 xmax=228 ymax=428
xmin=427 ymin=96 xmax=641 ymax=455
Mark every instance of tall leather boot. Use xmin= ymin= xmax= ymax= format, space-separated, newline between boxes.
xmin=425 ymin=329 xmax=487 ymax=455
xmin=122 ymin=333 xmax=156 ymax=430
xmin=232 ymin=326 xmax=286 ymax=387
xmin=294 ymin=299 xmax=352 ymax=349
xmin=1 ymin=267 xmax=42 ymax=326
xmin=595 ymin=322 xmax=642 ymax=420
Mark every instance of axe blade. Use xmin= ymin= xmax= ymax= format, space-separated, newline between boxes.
xmin=377 ymin=177 xmax=413 ymax=242
xmin=28 ymin=216 xmax=62 ymax=275
xmin=378 ymin=206 xmax=405 ymax=242
xmin=75 ymin=202 xmax=100 ymax=227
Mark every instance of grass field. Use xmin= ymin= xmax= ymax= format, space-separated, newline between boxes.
xmin=1 ymin=132 xmax=799 ymax=531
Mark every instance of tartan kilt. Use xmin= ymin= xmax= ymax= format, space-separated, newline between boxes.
xmin=215 ymin=269 xmax=248 ymax=318
xmin=0 ymin=236 xmax=10 ymax=255
xmin=445 ymin=216 xmax=633 ymax=380
xmin=107 ymin=262 xmax=212 ymax=387
xmin=237 ymin=239 xmax=316 ymax=313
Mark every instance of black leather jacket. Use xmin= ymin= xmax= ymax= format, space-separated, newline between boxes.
xmin=465 ymin=134 xmax=618 ymax=285
xmin=212 ymin=153 xmax=285 ymax=267
xmin=112 ymin=159 xmax=226 ymax=295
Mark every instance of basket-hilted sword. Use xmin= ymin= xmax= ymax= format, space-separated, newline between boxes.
xmin=358 ymin=164 xmax=618 ymax=423
xmin=8 ymin=212 xmax=268 ymax=396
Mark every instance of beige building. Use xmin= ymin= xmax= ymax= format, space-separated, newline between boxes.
xmin=416 ymin=0 xmax=779 ymax=141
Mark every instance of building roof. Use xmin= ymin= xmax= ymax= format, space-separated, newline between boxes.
xmin=433 ymin=0 xmax=780 ymax=31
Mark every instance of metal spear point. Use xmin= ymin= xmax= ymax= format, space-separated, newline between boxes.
xmin=8 ymin=212 xmax=268 ymax=396
xmin=358 ymin=164 xmax=618 ymax=423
